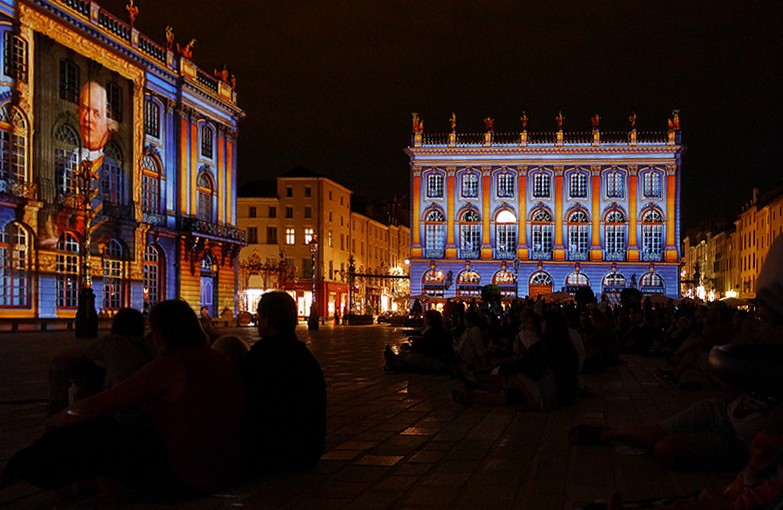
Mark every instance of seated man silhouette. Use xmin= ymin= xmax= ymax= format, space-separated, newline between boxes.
xmin=241 ymin=291 xmax=326 ymax=471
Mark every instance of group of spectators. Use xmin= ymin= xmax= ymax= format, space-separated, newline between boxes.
xmin=0 ymin=292 xmax=326 ymax=500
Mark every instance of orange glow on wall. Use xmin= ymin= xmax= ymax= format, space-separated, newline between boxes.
xmin=628 ymin=172 xmax=638 ymax=260
xmin=554 ymin=171 xmax=564 ymax=260
xmin=481 ymin=173 xmax=491 ymax=258
xmin=412 ymin=173 xmax=421 ymax=246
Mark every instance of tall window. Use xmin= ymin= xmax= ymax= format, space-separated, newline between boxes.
xmin=143 ymin=244 xmax=162 ymax=307
xmin=54 ymin=124 xmax=80 ymax=195
xmin=0 ymin=222 xmax=29 ymax=307
xmin=604 ymin=209 xmax=626 ymax=260
xmin=494 ymin=210 xmax=517 ymax=259
xmin=567 ymin=210 xmax=589 ymax=259
xmin=606 ymin=169 xmax=624 ymax=198
xmin=304 ymin=206 xmax=312 ymax=219
xmin=248 ymin=206 xmax=257 ymax=218
xmin=200 ymin=125 xmax=214 ymax=159
xmin=497 ymin=172 xmax=514 ymax=198
xmin=532 ymin=172 xmax=551 ymax=198
xmin=461 ymin=172 xmax=478 ymax=198
xmin=3 ymin=33 xmax=28 ymax=82
xmin=285 ymin=206 xmax=293 ymax=218
xmin=266 ymin=227 xmax=278 ymax=244
xmin=197 ymin=171 xmax=213 ymax=221
xmin=285 ymin=227 xmax=295 ymax=245
xmin=106 ymin=81 xmax=122 ymax=122
xmin=144 ymin=98 xmax=160 ymax=138
xmin=458 ymin=209 xmax=481 ymax=258
xmin=569 ymin=171 xmax=587 ymax=199
xmin=101 ymin=142 xmax=124 ymax=205
xmin=102 ymin=239 xmax=124 ymax=311
xmin=268 ymin=206 xmax=276 ymax=218
xmin=643 ymin=169 xmax=663 ymax=198
xmin=426 ymin=172 xmax=444 ymax=198
xmin=141 ymin=155 xmax=160 ymax=214
xmin=304 ymin=228 xmax=314 ymax=244
xmin=56 ymin=233 xmax=79 ymax=308
xmin=247 ymin=226 xmax=258 ymax=244
xmin=423 ymin=209 xmax=445 ymax=257
xmin=0 ymin=105 xmax=27 ymax=183
xmin=641 ymin=209 xmax=664 ymax=260
xmin=530 ymin=208 xmax=553 ymax=259
xmin=59 ymin=59 xmax=79 ymax=103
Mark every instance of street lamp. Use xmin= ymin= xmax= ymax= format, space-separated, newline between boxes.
xmin=74 ymin=159 xmax=98 ymax=338
xmin=308 ymin=236 xmax=319 ymax=330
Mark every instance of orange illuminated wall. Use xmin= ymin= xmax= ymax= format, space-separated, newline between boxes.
xmin=590 ymin=169 xmax=601 ymax=260
xmin=481 ymin=172 xmax=491 ymax=258
xmin=190 ymin=123 xmax=198 ymax=216
xmin=411 ymin=171 xmax=421 ymax=257
xmin=217 ymin=133 xmax=224 ymax=223
xmin=665 ymin=170 xmax=677 ymax=261
xmin=226 ymin=139 xmax=234 ymax=223
xmin=518 ymin=172 xmax=528 ymax=258
xmin=628 ymin=169 xmax=638 ymax=260
xmin=553 ymin=169 xmax=564 ymax=260
xmin=446 ymin=171 xmax=456 ymax=258
xmin=180 ymin=118 xmax=190 ymax=214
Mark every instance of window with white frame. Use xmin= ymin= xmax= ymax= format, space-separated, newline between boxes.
xmin=56 ymin=233 xmax=79 ymax=308
xmin=54 ymin=124 xmax=80 ymax=195
xmin=641 ymin=209 xmax=664 ymax=256
xmin=3 ymin=33 xmax=28 ymax=82
xmin=144 ymin=98 xmax=160 ymax=138
xmin=426 ymin=172 xmax=444 ymax=198
xmin=461 ymin=172 xmax=478 ymax=198
xmin=495 ymin=210 xmax=517 ymax=256
xmin=0 ymin=105 xmax=27 ymax=183
xmin=532 ymin=172 xmax=551 ymax=198
xmin=102 ymin=239 xmax=124 ymax=311
xmin=531 ymin=209 xmax=553 ymax=256
xmin=143 ymin=244 xmax=162 ymax=307
xmin=459 ymin=209 xmax=480 ymax=256
xmin=285 ymin=227 xmax=295 ymax=245
xmin=424 ymin=209 xmax=445 ymax=255
xmin=567 ymin=210 xmax=589 ymax=256
xmin=0 ymin=222 xmax=29 ymax=307
xmin=643 ymin=169 xmax=663 ymax=198
xmin=200 ymin=124 xmax=213 ymax=159
xmin=569 ymin=171 xmax=587 ymax=199
xmin=304 ymin=228 xmax=314 ymax=244
xmin=606 ymin=169 xmax=624 ymax=198
xmin=197 ymin=171 xmax=213 ymax=221
xmin=141 ymin=155 xmax=160 ymax=214
xmin=604 ymin=209 xmax=626 ymax=255
xmin=497 ymin=172 xmax=515 ymax=198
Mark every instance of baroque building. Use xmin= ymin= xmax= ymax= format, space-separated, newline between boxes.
xmin=237 ymin=168 xmax=410 ymax=318
xmin=0 ymin=0 xmax=245 ymax=320
xmin=406 ymin=113 xmax=684 ymax=302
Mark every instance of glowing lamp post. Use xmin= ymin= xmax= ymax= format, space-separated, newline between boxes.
xmin=307 ymin=236 xmax=319 ymax=330
xmin=74 ymin=160 xmax=98 ymax=338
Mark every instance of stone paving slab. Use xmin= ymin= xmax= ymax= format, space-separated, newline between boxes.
xmin=0 ymin=324 xmax=735 ymax=509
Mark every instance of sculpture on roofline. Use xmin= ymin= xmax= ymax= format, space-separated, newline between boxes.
xmin=629 ymin=112 xmax=637 ymax=129
xmin=668 ymin=109 xmax=681 ymax=130
xmin=411 ymin=113 xmax=424 ymax=133
xmin=556 ymin=111 xmax=564 ymax=130
xmin=483 ymin=117 xmax=494 ymax=132
xmin=177 ymin=38 xmax=196 ymax=60
xmin=125 ymin=0 xmax=138 ymax=28
xmin=591 ymin=114 xmax=600 ymax=131
xmin=520 ymin=111 xmax=528 ymax=131
xmin=449 ymin=112 xmax=456 ymax=133
xmin=165 ymin=25 xmax=174 ymax=50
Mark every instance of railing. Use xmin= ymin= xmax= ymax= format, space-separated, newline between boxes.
xmin=566 ymin=250 xmax=590 ymax=261
xmin=97 ymin=8 xmax=131 ymax=43
xmin=196 ymin=69 xmax=220 ymax=93
xmin=60 ymin=0 xmax=90 ymax=17
xmin=457 ymin=249 xmax=480 ymax=260
xmin=640 ymin=250 xmax=664 ymax=262
xmin=0 ymin=179 xmax=37 ymax=200
xmin=563 ymin=131 xmax=593 ymax=144
xmin=423 ymin=248 xmax=445 ymax=259
xmin=493 ymin=248 xmax=516 ymax=260
xmin=138 ymin=35 xmax=166 ymax=63
xmin=178 ymin=217 xmax=247 ymax=242
xmin=603 ymin=250 xmax=626 ymax=262
xmin=529 ymin=249 xmax=553 ymax=261
xmin=415 ymin=130 xmax=671 ymax=147
xmin=142 ymin=212 xmax=166 ymax=226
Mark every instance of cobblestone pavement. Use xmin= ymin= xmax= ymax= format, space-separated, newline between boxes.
xmin=0 ymin=324 xmax=735 ymax=509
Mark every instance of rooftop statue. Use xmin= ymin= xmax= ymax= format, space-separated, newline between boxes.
xmin=520 ymin=111 xmax=528 ymax=131
xmin=125 ymin=0 xmax=138 ymax=28
xmin=668 ymin=109 xmax=681 ymax=130
xmin=177 ymin=38 xmax=196 ymax=60
xmin=165 ymin=25 xmax=174 ymax=50
xmin=449 ymin=112 xmax=456 ymax=133
xmin=411 ymin=113 xmax=424 ymax=133
xmin=556 ymin=111 xmax=564 ymax=130
xmin=591 ymin=114 xmax=600 ymax=131
xmin=629 ymin=112 xmax=637 ymax=129
xmin=483 ymin=117 xmax=494 ymax=132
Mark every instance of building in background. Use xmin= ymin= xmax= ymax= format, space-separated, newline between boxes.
xmin=405 ymin=113 xmax=684 ymax=302
xmin=0 ymin=0 xmax=245 ymax=320
xmin=237 ymin=167 xmax=410 ymax=318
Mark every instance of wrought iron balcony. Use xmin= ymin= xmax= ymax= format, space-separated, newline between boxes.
xmin=0 ymin=179 xmax=37 ymax=200
xmin=640 ymin=250 xmax=664 ymax=262
xmin=457 ymin=248 xmax=480 ymax=260
xmin=178 ymin=217 xmax=247 ymax=243
xmin=493 ymin=248 xmax=516 ymax=260
xmin=529 ymin=249 xmax=553 ymax=261
xmin=423 ymin=248 xmax=445 ymax=259
xmin=567 ymin=250 xmax=590 ymax=261
xmin=603 ymin=250 xmax=626 ymax=262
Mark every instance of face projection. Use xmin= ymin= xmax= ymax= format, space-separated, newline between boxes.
xmin=78 ymin=81 xmax=110 ymax=151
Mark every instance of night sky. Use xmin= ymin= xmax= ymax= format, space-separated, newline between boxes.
xmin=101 ymin=0 xmax=782 ymax=230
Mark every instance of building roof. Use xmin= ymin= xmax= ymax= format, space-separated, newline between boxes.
xmin=237 ymin=179 xmax=277 ymax=198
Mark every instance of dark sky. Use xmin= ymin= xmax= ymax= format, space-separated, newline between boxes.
xmin=101 ymin=0 xmax=782 ymax=230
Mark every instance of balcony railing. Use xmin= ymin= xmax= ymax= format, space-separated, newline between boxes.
xmin=457 ymin=248 xmax=480 ymax=260
xmin=196 ymin=69 xmax=220 ymax=93
xmin=0 ymin=179 xmax=37 ymax=200
xmin=60 ymin=0 xmax=90 ymax=17
xmin=423 ymin=248 xmax=445 ymax=259
xmin=603 ymin=250 xmax=626 ymax=262
xmin=139 ymin=35 xmax=166 ymax=63
xmin=415 ymin=130 xmax=671 ymax=147
xmin=529 ymin=249 xmax=553 ymax=261
xmin=640 ymin=250 xmax=664 ymax=262
xmin=493 ymin=248 xmax=516 ymax=260
xmin=142 ymin=212 xmax=166 ymax=226
xmin=97 ymin=8 xmax=131 ymax=43
xmin=178 ymin=217 xmax=247 ymax=243
xmin=566 ymin=250 xmax=589 ymax=261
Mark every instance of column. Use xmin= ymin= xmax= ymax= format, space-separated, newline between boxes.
xmin=226 ymin=136 xmax=234 ymax=224
xmin=481 ymin=167 xmax=492 ymax=259
xmin=445 ymin=168 xmax=456 ymax=258
xmin=190 ymin=122 xmax=199 ymax=217
xmin=411 ymin=166 xmax=422 ymax=258
xmin=664 ymin=165 xmax=678 ymax=261
xmin=627 ymin=166 xmax=639 ymax=261
xmin=553 ymin=167 xmax=565 ymax=261
xmin=217 ymin=129 xmax=225 ymax=224
xmin=517 ymin=167 xmax=528 ymax=259
xmin=590 ymin=166 xmax=602 ymax=260
xmin=179 ymin=115 xmax=190 ymax=215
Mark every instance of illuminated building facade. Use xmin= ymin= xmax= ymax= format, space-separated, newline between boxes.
xmin=237 ymin=168 xmax=410 ymax=318
xmin=406 ymin=113 xmax=684 ymax=301
xmin=0 ymin=0 xmax=245 ymax=320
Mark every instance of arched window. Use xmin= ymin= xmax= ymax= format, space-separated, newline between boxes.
xmin=426 ymin=171 xmax=444 ymax=198
xmin=53 ymin=124 xmax=80 ymax=195
xmin=56 ymin=232 xmax=80 ymax=308
xmin=604 ymin=209 xmax=626 ymax=261
xmin=101 ymin=142 xmax=124 ymax=205
xmin=565 ymin=271 xmax=590 ymax=289
xmin=641 ymin=208 xmax=664 ymax=261
xmin=530 ymin=208 xmax=553 ymax=260
xmin=423 ymin=209 xmax=445 ymax=258
xmin=102 ymin=238 xmax=124 ymax=311
xmin=640 ymin=271 xmax=665 ymax=293
xmin=0 ymin=222 xmax=30 ymax=307
xmin=458 ymin=209 xmax=480 ymax=259
xmin=567 ymin=210 xmax=589 ymax=260
xmin=200 ymin=124 xmax=214 ymax=159
xmin=141 ymin=154 xmax=161 ymax=214
xmin=494 ymin=210 xmax=516 ymax=259
xmin=197 ymin=170 xmax=214 ymax=222
xmin=143 ymin=244 xmax=163 ymax=307
xmin=528 ymin=271 xmax=553 ymax=299
xmin=602 ymin=272 xmax=627 ymax=289
xmin=0 ymin=105 xmax=27 ymax=183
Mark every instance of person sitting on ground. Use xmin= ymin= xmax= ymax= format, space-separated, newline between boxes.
xmin=384 ymin=310 xmax=455 ymax=373
xmin=2 ymin=300 xmax=249 ymax=497
xmin=240 ymin=291 xmax=326 ymax=472
xmin=48 ymin=307 xmax=155 ymax=417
